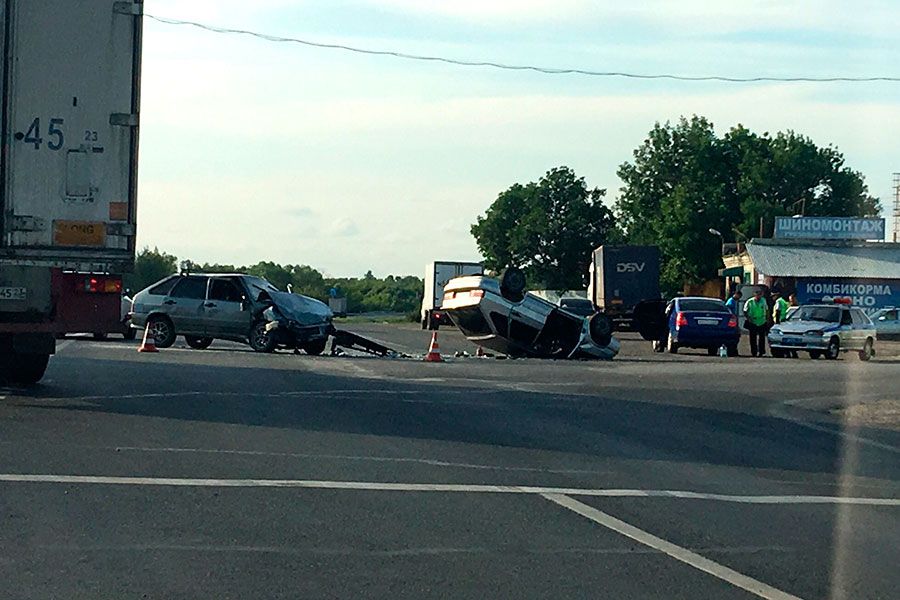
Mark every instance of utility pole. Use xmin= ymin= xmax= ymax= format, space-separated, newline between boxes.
xmin=893 ymin=173 xmax=900 ymax=242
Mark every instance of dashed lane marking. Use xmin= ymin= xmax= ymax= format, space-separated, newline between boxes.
xmin=541 ymin=493 xmax=803 ymax=600
xmin=0 ymin=474 xmax=898 ymax=506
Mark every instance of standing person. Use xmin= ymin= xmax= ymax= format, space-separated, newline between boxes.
xmin=772 ymin=290 xmax=790 ymax=324
xmin=725 ymin=290 xmax=742 ymax=316
xmin=743 ymin=288 xmax=769 ymax=357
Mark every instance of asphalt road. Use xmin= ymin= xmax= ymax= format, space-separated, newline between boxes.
xmin=1 ymin=326 xmax=898 ymax=599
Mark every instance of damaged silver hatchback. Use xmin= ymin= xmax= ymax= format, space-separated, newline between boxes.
xmin=130 ymin=273 xmax=333 ymax=353
xmin=440 ymin=268 xmax=620 ymax=359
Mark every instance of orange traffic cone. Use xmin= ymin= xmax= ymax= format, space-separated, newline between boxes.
xmin=137 ymin=323 xmax=159 ymax=353
xmin=423 ymin=331 xmax=443 ymax=362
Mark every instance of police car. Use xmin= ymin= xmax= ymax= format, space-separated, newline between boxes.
xmin=768 ymin=299 xmax=876 ymax=360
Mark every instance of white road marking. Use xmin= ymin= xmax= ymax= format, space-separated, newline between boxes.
xmin=1 ymin=474 xmax=897 ymax=506
xmin=55 ymin=339 xmax=74 ymax=353
xmin=541 ymin=493 xmax=803 ymax=600
xmin=770 ymin=406 xmax=900 ymax=455
xmin=95 ymin=445 xmax=610 ymax=475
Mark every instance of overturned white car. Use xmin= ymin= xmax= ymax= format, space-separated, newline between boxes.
xmin=440 ymin=268 xmax=620 ymax=359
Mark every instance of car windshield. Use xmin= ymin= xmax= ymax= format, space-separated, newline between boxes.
xmin=677 ymin=299 xmax=727 ymax=312
xmin=243 ymin=276 xmax=280 ymax=295
xmin=788 ymin=306 xmax=840 ymax=323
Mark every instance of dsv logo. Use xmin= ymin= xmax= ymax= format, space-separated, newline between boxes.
xmin=616 ymin=262 xmax=646 ymax=273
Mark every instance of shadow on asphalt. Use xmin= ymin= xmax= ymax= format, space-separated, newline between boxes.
xmin=16 ymin=355 xmax=899 ymax=481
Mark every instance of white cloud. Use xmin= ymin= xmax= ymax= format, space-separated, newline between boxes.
xmin=135 ymin=3 xmax=900 ymax=275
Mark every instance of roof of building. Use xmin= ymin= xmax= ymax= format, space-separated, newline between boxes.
xmin=746 ymin=239 xmax=900 ymax=279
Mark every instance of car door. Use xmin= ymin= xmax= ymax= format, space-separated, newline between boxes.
xmin=205 ymin=278 xmax=251 ymax=338
xmin=837 ymin=308 xmax=855 ymax=349
xmin=164 ymin=276 xmax=210 ymax=335
xmin=851 ymin=309 xmax=872 ymax=349
xmin=875 ymin=309 xmax=899 ymax=338
xmin=632 ymin=299 xmax=669 ymax=341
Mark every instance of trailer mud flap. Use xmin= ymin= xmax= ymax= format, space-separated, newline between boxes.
xmin=0 ymin=332 xmax=56 ymax=354
xmin=330 ymin=330 xmax=404 ymax=358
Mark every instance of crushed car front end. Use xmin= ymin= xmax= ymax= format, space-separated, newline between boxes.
xmin=261 ymin=291 xmax=334 ymax=349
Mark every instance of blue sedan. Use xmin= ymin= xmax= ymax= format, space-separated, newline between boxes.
xmin=657 ymin=297 xmax=741 ymax=356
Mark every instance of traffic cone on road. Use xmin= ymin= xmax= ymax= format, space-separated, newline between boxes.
xmin=423 ymin=331 xmax=444 ymax=362
xmin=475 ymin=345 xmax=486 ymax=358
xmin=137 ymin=323 xmax=159 ymax=353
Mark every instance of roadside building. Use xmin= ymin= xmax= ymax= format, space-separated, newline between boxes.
xmin=721 ymin=217 xmax=900 ymax=315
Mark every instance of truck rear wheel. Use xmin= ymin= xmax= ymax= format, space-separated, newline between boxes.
xmin=0 ymin=352 xmax=50 ymax=385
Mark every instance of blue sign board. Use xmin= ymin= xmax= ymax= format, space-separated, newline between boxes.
xmin=796 ymin=278 xmax=899 ymax=315
xmin=774 ymin=217 xmax=885 ymax=240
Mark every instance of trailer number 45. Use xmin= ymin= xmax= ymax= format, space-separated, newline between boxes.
xmin=17 ymin=117 xmax=65 ymax=150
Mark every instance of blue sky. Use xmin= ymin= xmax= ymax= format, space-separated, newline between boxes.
xmin=138 ymin=0 xmax=900 ymax=276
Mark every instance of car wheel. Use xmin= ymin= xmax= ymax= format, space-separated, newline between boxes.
xmin=588 ymin=313 xmax=613 ymax=347
xmin=726 ymin=344 xmax=739 ymax=357
xmin=666 ymin=335 xmax=678 ymax=354
xmin=303 ymin=339 xmax=328 ymax=355
xmin=249 ymin=321 xmax=276 ymax=353
xmin=92 ymin=332 xmax=108 ymax=341
xmin=808 ymin=350 xmax=822 ymax=359
xmin=825 ymin=338 xmax=840 ymax=360
xmin=0 ymin=352 xmax=50 ymax=385
xmin=858 ymin=338 xmax=874 ymax=362
xmin=185 ymin=336 xmax=214 ymax=350
xmin=147 ymin=316 xmax=176 ymax=348
xmin=499 ymin=267 xmax=526 ymax=301
xmin=123 ymin=326 xmax=137 ymax=341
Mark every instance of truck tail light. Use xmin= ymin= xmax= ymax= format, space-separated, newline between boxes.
xmin=82 ymin=276 xmax=122 ymax=294
xmin=470 ymin=289 xmax=485 ymax=298
xmin=675 ymin=312 xmax=688 ymax=328
xmin=728 ymin=315 xmax=738 ymax=328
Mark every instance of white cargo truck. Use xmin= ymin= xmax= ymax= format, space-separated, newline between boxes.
xmin=421 ymin=261 xmax=483 ymax=330
xmin=0 ymin=0 xmax=143 ymax=383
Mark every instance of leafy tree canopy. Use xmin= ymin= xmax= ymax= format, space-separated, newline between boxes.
xmin=616 ymin=116 xmax=880 ymax=293
xmin=471 ymin=166 xmax=618 ymax=290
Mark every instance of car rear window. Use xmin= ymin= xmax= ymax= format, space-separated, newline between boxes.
xmin=559 ymin=298 xmax=595 ymax=317
xmin=677 ymin=299 xmax=726 ymax=312
xmin=851 ymin=309 xmax=871 ymax=325
xmin=148 ymin=276 xmax=178 ymax=296
xmin=170 ymin=276 xmax=208 ymax=300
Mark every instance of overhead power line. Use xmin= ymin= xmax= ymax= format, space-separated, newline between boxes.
xmin=146 ymin=14 xmax=900 ymax=84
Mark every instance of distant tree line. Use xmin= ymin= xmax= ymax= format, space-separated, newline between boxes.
xmin=472 ymin=115 xmax=881 ymax=296
xmin=124 ymin=249 xmax=423 ymax=315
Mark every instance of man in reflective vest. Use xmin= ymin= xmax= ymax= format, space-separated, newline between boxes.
xmin=743 ymin=288 xmax=769 ymax=357
xmin=772 ymin=291 xmax=790 ymax=324
xmin=771 ymin=290 xmax=796 ymax=358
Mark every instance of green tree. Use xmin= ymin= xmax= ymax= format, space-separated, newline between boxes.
xmin=471 ymin=167 xmax=618 ymax=289
xmin=616 ymin=116 xmax=881 ymax=294
xmin=124 ymin=247 xmax=178 ymax=293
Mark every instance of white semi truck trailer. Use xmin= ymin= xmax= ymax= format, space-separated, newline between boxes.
xmin=0 ymin=0 xmax=142 ymax=383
